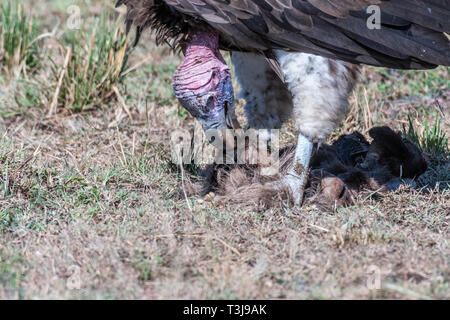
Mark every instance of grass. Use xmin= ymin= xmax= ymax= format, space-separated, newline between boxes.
xmin=0 ymin=0 xmax=449 ymax=300
xmin=403 ymin=115 xmax=449 ymax=157
xmin=0 ymin=1 xmax=40 ymax=77
xmin=55 ymin=12 xmax=131 ymax=112
xmin=1 ymin=0 xmax=131 ymax=116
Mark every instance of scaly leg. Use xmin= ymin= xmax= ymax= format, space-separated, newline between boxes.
xmin=283 ymin=133 xmax=314 ymax=205
xmin=274 ymin=51 xmax=359 ymax=206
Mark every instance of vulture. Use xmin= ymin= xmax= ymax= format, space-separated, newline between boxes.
xmin=115 ymin=0 xmax=450 ymax=205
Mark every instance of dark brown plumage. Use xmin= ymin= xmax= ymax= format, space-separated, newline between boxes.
xmin=116 ymin=0 xmax=450 ymax=69
xmin=310 ymin=127 xmax=428 ymax=188
xmin=367 ymin=126 xmax=428 ymax=179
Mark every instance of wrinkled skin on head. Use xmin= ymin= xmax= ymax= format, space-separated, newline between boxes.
xmin=172 ymin=30 xmax=236 ymax=131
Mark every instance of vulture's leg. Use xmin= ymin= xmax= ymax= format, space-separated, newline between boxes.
xmin=231 ymin=52 xmax=293 ymax=140
xmin=284 ymin=133 xmax=314 ymax=205
xmin=275 ymin=51 xmax=359 ymax=205
xmin=231 ymin=52 xmax=293 ymax=171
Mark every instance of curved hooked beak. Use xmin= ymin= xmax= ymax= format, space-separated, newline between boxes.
xmin=197 ymin=70 xmax=238 ymax=132
xmin=200 ymin=100 xmax=238 ymax=131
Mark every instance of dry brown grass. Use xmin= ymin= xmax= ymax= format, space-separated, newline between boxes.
xmin=0 ymin=0 xmax=449 ymax=300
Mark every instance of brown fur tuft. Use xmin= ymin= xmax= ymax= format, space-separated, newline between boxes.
xmin=192 ymin=127 xmax=428 ymax=211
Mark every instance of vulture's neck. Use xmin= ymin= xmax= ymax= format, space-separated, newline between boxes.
xmin=174 ymin=30 xmax=230 ymax=92
xmin=182 ymin=30 xmax=226 ymax=64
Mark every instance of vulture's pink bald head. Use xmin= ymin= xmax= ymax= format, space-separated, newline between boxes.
xmin=172 ymin=30 xmax=235 ymax=131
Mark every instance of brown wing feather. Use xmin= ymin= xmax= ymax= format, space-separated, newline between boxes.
xmin=307 ymin=0 xmax=382 ymax=18
xmin=162 ymin=0 xmax=450 ymax=68
xmin=117 ymin=0 xmax=450 ymax=69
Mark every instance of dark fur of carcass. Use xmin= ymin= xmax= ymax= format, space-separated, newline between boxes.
xmin=197 ymin=126 xmax=428 ymax=210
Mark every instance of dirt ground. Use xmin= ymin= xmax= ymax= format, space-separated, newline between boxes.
xmin=0 ymin=0 xmax=449 ymax=299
